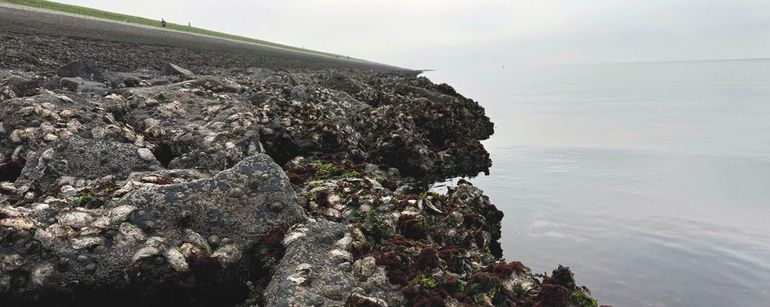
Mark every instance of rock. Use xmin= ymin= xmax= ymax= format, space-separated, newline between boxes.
xmin=264 ymin=220 xmax=403 ymax=306
xmin=30 ymin=263 xmax=54 ymax=287
xmin=122 ymin=77 xmax=142 ymax=87
xmin=287 ymin=263 xmax=313 ymax=286
xmin=0 ymin=217 xmax=35 ymax=230
xmin=183 ymin=229 xmax=213 ymax=254
xmin=7 ymin=76 xmax=40 ymax=97
xmin=136 ymin=148 xmax=155 ymax=162
xmin=42 ymin=133 xmax=58 ymax=142
xmin=282 ymin=224 xmax=309 ymax=247
xmin=15 ymin=137 xmax=160 ymax=191
xmin=160 ymin=63 xmax=194 ymax=77
xmin=70 ymin=236 xmax=105 ymax=249
xmin=117 ymin=222 xmax=146 ymax=244
xmin=131 ymin=245 xmax=161 ymax=263
xmin=0 ymin=254 xmax=24 ymax=271
xmin=59 ymin=77 xmax=107 ymax=92
xmin=0 ymin=55 xmax=598 ymax=306
xmin=210 ymin=244 xmax=242 ymax=266
xmin=345 ymin=293 xmax=389 ymax=307
xmin=163 ymin=247 xmax=189 ymax=272
xmin=1 ymin=154 xmax=306 ymax=306
xmin=206 ymin=234 xmax=221 ymax=248
xmin=57 ymin=211 xmax=94 ymax=228
xmin=353 ymin=256 xmax=378 ymax=279
xmin=329 ymin=248 xmax=353 ymax=264
xmin=108 ymin=205 xmax=136 ymax=222
xmin=57 ymin=59 xmax=107 ymax=82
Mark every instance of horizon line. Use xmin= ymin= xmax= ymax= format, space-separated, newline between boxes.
xmin=589 ymin=57 xmax=770 ymax=66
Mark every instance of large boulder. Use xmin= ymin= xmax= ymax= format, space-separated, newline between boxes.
xmin=0 ymin=154 xmax=307 ymax=306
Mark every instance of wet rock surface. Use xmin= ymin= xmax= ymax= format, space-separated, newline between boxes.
xmin=0 ymin=30 xmax=598 ymax=307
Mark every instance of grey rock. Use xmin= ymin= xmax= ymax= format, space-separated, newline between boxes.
xmin=16 ymin=136 xmax=160 ymax=191
xmin=353 ymin=256 xmax=378 ymax=279
xmin=0 ymin=254 xmax=24 ymax=271
xmin=60 ymin=77 xmax=107 ymax=92
xmin=57 ymin=211 xmax=94 ymax=228
xmin=345 ymin=293 xmax=389 ymax=307
xmin=57 ymin=59 xmax=107 ymax=82
xmin=136 ymin=148 xmax=156 ymax=162
xmin=7 ymin=76 xmax=40 ymax=97
xmin=122 ymin=77 xmax=142 ymax=87
xmin=160 ymin=63 xmax=194 ymax=77
xmin=1 ymin=154 xmax=306 ymax=306
xmin=70 ymin=236 xmax=104 ymax=249
xmin=264 ymin=220 xmax=403 ymax=306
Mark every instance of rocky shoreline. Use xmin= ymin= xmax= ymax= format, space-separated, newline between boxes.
xmin=0 ymin=32 xmax=599 ymax=306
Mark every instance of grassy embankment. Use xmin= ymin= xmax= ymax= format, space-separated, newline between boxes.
xmin=0 ymin=0 xmax=342 ymax=58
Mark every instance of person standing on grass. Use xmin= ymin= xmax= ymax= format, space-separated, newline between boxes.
xmin=161 ymin=18 xmax=167 ymax=28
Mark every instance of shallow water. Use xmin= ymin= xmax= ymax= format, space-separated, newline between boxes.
xmin=426 ymin=60 xmax=770 ymax=306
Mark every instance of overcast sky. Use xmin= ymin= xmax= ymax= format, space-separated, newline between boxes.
xmin=58 ymin=0 xmax=770 ymax=70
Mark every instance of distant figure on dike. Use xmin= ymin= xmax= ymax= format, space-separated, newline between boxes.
xmin=161 ymin=18 xmax=167 ymax=28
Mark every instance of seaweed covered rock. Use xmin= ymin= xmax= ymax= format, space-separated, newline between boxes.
xmin=1 ymin=62 xmax=493 ymax=183
xmin=0 ymin=56 xmax=598 ymax=306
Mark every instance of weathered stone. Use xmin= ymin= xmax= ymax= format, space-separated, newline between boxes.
xmin=264 ymin=220 xmax=403 ymax=306
xmin=163 ymin=247 xmax=189 ymax=272
xmin=122 ymin=76 xmax=142 ymax=87
xmin=57 ymin=59 xmax=107 ymax=81
xmin=345 ymin=293 xmax=389 ymax=307
xmin=0 ymin=254 xmax=24 ymax=272
xmin=70 ymin=236 xmax=104 ymax=249
xmin=211 ymin=244 xmax=242 ymax=266
xmin=30 ymin=263 xmax=54 ymax=287
xmin=1 ymin=154 xmax=306 ymax=306
xmin=60 ymin=77 xmax=108 ymax=93
xmin=0 ymin=217 xmax=35 ymax=230
xmin=329 ymin=248 xmax=353 ymax=264
xmin=7 ymin=76 xmax=40 ymax=97
xmin=57 ymin=211 xmax=94 ymax=228
xmin=287 ymin=263 xmax=313 ymax=286
xmin=117 ymin=222 xmax=146 ymax=244
xmin=353 ymin=256 xmax=377 ymax=279
xmin=160 ymin=62 xmax=194 ymax=77
xmin=136 ymin=148 xmax=155 ymax=162
xmin=15 ymin=137 xmax=160 ymax=191
xmin=107 ymin=205 xmax=136 ymax=225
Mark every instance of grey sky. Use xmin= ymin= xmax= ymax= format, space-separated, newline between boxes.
xmin=57 ymin=0 xmax=770 ymax=69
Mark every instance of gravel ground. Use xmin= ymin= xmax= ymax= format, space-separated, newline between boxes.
xmin=0 ymin=4 xmax=403 ymax=72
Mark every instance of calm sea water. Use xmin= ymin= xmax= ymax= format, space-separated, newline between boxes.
xmin=426 ymin=60 xmax=770 ymax=306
